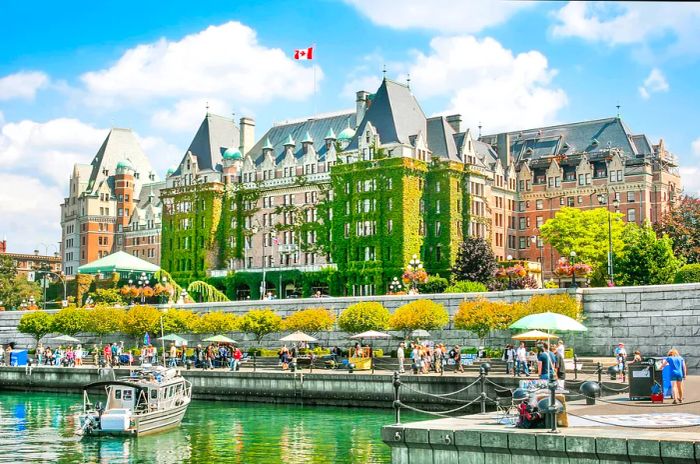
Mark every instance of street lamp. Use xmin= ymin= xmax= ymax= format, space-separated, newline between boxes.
xmin=389 ymin=277 xmax=403 ymax=294
xmin=596 ymin=193 xmax=620 ymax=285
xmin=407 ymin=254 xmax=424 ymax=292
xmin=570 ymin=251 xmax=577 ymax=289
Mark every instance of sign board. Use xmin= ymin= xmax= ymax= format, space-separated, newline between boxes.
xmin=27 ymin=271 xmax=35 ymax=282
xmin=61 ymin=300 xmax=69 ymax=308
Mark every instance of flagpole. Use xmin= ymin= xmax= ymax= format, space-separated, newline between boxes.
xmin=312 ymin=43 xmax=317 ymax=116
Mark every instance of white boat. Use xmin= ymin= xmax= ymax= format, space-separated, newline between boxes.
xmin=78 ymin=366 xmax=191 ymax=436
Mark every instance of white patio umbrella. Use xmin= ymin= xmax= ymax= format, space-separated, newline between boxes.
xmin=411 ymin=329 xmax=431 ymax=339
xmin=51 ymin=335 xmax=82 ymax=344
xmin=349 ymin=330 xmax=392 ymax=373
xmin=279 ymin=331 xmax=318 ymax=343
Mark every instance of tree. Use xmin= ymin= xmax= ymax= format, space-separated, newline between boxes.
xmin=239 ymin=309 xmax=282 ymax=343
xmin=89 ymin=288 xmax=125 ymax=306
xmin=522 ymin=294 xmax=582 ymax=320
xmin=52 ymin=306 xmax=89 ymax=335
xmin=615 ymin=223 xmax=683 ymax=286
xmin=121 ymin=305 xmax=161 ymax=340
xmin=0 ymin=256 xmax=42 ymax=309
xmin=388 ymin=300 xmax=449 ymax=338
xmin=85 ymin=305 xmax=125 ymax=344
xmin=655 ymin=195 xmax=700 ymax=264
xmin=18 ymin=311 xmax=54 ymax=347
xmin=451 ymin=237 xmax=497 ymax=284
xmin=675 ymin=263 xmax=700 ymax=283
xmin=418 ymin=276 xmax=449 ymax=294
xmin=454 ymin=299 xmax=514 ymax=342
xmin=540 ymin=207 xmax=625 ymax=273
xmin=161 ymin=308 xmax=199 ymax=334
xmin=194 ymin=311 xmax=239 ymax=334
xmin=282 ymin=308 xmax=335 ymax=335
xmin=338 ymin=302 xmax=390 ymax=334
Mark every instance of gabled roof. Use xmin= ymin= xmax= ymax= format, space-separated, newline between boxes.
xmin=480 ymin=117 xmax=643 ymax=164
xmin=346 ymin=78 xmax=427 ymax=151
xmin=173 ymin=113 xmax=239 ymax=175
xmin=247 ymin=112 xmax=354 ymax=165
xmin=427 ymin=116 xmax=460 ymax=162
xmin=78 ymin=251 xmax=159 ymax=274
xmin=86 ymin=128 xmax=155 ymax=198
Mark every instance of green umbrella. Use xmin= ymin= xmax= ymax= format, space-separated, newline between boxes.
xmin=509 ymin=312 xmax=587 ymax=332
xmin=203 ymin=335 xmax=237 ymax=344
xmin=158 ymin=334 xmax=189 ymax=345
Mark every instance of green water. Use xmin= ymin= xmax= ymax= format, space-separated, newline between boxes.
xmin=0 ymin=392 xmax=404 ymax=463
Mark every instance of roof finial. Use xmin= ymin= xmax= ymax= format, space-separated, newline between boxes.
xmin=478 ymin=121 xmax=482 ymax=138
xmin=406 ymin=73 xmax=411 ymax=89
xmin=206 ymin=101 xmax=210 ymax=114
xmin=616 ymin=102 xmax=621 ymax=119
xmin=382 ymin=64 xmax=387 ymax=80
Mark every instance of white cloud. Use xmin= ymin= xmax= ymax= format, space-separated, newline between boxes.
xmin=151 ymin=98 xmax=229 ymax=132
xmin=0 ymin=71 xmax=49 ymax=101
xmin=552 ymin=2 xmax=700 ymax=58
xmin=638 ymin=68 xmax=669 ymax=100
xmin=402 ymin=36 xmax=567 ymax=132
xmin=691 ymin=137 xmax=700 ymax=157
xmin=137 ymin=134 xmax=181 ymax=176
xmin=344 ymin=0 xmax=533 ymax=33
xmin=680 ymin=167 xmax=700 ymax=197
xmin=80 ymin=21 xmax=321 ymax=108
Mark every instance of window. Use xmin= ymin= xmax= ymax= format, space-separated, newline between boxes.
xmin=435 ymin=222 xmax=441 ymax=236
xmin=435 ymin=182 xmax=441 ymax=193
xmin=518 ymin=201 xmax=526 ymax=212
xmin=519 ymin=217 xmax=527 ymax=230
xmin=567 ymin=197 xmax=575 ymax=207
xmin=519 ymin=237 xmax=527 ymax=249
xmin=578 ymin=174 xmax=585 ymax=186
xmin=344 ymin=223 xmax=349 ymax=238
xmin=436 ymin=200 xmax=441 ymax=214
xmin=536 ymin=216 xmax=543 ymax=228
xmin=627 ymin=208 xmax=636 ymax=222
xmin=535 ymin=199 xmax=543 ymax=210
xmin=577 ymin=196 xmax=583 ymax=204
xmin=387 ymin=178 xmax=393 ymax=190
xmin=387 ymin=220 xmax=393 ymax=233
xmin=627 ymin=191 xmax=635 ymax=202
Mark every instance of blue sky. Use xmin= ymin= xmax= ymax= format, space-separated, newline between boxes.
xmin=1 ymin=1 xmax=699 ymax=253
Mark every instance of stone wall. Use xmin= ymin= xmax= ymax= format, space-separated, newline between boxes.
xmin=2 ymin=283 xmax=700 ymax=371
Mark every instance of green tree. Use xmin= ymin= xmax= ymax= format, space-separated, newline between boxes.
xmin=454 ymin=299 xmax=514 ymax=342
xmin=0 ymin=256 xmax=42 ymax=309
xmin=615 ymin=223 xmax=683 ymax=286
xmin=239 ymin=309 xmax=282 ymax=343
xmin=338 ymin=302 xmax=390 ymax=334
xmin=161 ymin=308 xmax=199 ymax=334
xmin=654 ymin=195 xmax=700 ymax=264
xmin=85 ymin=305 xmax=125 ymax=344
xmin=89 ymin=288 xmax=125 ymax=306
xmin=674 ymin=263 xmax=700 ymax=283
xmin=194 ymin=311 xmax=239 ymax=334
xmin=388 ymin=300 xmax=449 ymax=338
xmin=121 ymin=305 xmax=161 ymax=341
xmin=18 ymin=311 xmax=54 ymax=348
xmin=418 ymin=276 xmax=449 ymax=294
xmin=282 ymin=308 xmax=335 ymax=335
xmin=52 ymin=306 xmax=89 ymax=335
xmin=540 ymin=207 xmax=625 ymax=274
xmin=451 ymin=237 xmax=498 ymax=284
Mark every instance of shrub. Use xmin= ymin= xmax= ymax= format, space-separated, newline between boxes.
xmin=282 ymin=308 xmax=335 ymax=334
xmin=388 ymin=299 xmax=449 ymax=337
xmin=194 ymin=311 xmax=239 ymax=334
xmin=454 ymin=299 xmax=514 ymax=340
xmin=121 ymin=305 xmax=161 ymax=339
xmin=418 ymin=276 xmax=449 ymax=294
xmin=544 ymin=279 xmax=559 ymax=289
xmin=89 ymin=288 xmax=125 ymax=305
xmin=161 ymin=308 xmax=200 ymax=334
xmin=451 ymin=237 xmax=498 ymax=284
xmin=674 ymin=264 xmax=700 ymax=283
xmin=52 ymin=306 xmax=90 ymax=336
xmin=444 ymin=281 xmax=488 ymax=293
xmin=239 ymin=309 xmax=282 ymax=343
xmin=521 ymin=294 xmax=582 ymax=321
xmin=18 ymin=310 xmax=54 ymax=347
xmin=85 ymin=305 xmax=125 ymax=343
xmin=338 ymin=302 xmax=390 ymax=334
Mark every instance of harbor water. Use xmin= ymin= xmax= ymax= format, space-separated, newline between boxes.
xmin=0 ymin=392 xmax=400 ymax=463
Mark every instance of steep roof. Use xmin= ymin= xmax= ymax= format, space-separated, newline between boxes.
xmin=480 ymin=117 xmax=644 ymax=163
xmin=427 ymin=116 xmax=460 ymax=162
xmin=248 ymin=112 xmax=355 ymax=165
xmin=86 ymin=128 xmax=155 ymax=198
xmin=346 ymin=79 xmax=427 ymax=151
xmin=173 ymin=113 xmax=239 ymax=175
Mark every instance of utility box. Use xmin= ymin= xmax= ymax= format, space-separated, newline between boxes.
xmin=628 ymin=361 xmax=662 ymax=400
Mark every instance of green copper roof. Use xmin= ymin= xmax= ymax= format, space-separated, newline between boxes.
xmin=301 ymin=131 xmax=313 ymax=143
xmin=116 ymin=160 xmax=134 ymax=171
xmin=223 ymin=147 xmax=242 ymax=160
xmin=262 ymin=137 xmax=274 ymax=150
xmin=166 ymin=167 xmax=175 ymax=176
xmin=283 ymin=134 xmax=295 ymax=146
xmin=338 ymin=126 xmax=356 ymax=141
xmin=324 ymin=127 xmax=336 ymax=139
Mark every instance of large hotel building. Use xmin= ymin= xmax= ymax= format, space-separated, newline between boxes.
xmin=155 ymin=78 xmax=680 ymax=298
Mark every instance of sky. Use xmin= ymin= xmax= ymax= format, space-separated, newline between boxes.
xmin=1 ymin=0 xmax=700 ymax=254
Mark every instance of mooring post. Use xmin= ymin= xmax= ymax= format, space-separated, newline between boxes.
xmin=393 ymin=371 xmax=401 ymax=424
xmin=597 ymin=362 xmax=602 ymax=384
xmin=480 ymin=372 xmax=486 ymax=414
xmin=548 ymin=378 xmax=558 ymax=433
xmin=253 ymin=352 xmax=257 ymax=373
xmin=573 ymin=354 xmax=579 ymax=380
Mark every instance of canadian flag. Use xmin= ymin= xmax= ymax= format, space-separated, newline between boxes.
xmin=294 ymin=47 xmax=314 ymax=60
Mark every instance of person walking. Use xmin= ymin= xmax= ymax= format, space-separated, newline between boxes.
xmin=614 ymin=343 xmax=628 ymax=382
xmin=450 ymin=345 xmax=463 ymax=373
xmin=515 ymin=342 xmax=529 ymax=376
xmin=552 ymin=343 xmax=566 ymax=389
xmin=537 ymin=344 xmax=554 ymax=380
xmin=169 ymin=343 xmax=178 ymax=367
xmin=75 ymin=344 xmax=83 ymax=367
xmin=503 ymin=344 xmax=516 ymax=375
xmin=232 ymin=346 xmax=243 ymax=372
xmin=397 ymin=342 xmax=406 ymax=374
xmin=660 ymin=349 xmax=687 ymax=404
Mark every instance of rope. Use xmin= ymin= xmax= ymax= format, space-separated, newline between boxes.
xmin=398 ymin=377 xmax=482 ymax=398
xmin=396 ymin=396 xmax=486 ymax=415
xmin=566 ymin=410 xmax=700 ymax=429
xmin=578 ymin=392 xmax=700 ymax=408
xmin=600 ymin=384 xmax=630 ymax=393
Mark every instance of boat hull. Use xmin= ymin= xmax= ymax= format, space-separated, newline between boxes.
xmin=84 ymin=401 xmax=190 ymax=436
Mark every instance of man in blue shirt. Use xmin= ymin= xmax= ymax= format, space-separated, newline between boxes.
xmin=537 ymin=343 xmax=554 ymax=380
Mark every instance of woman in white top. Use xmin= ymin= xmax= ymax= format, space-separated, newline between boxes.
xmin=75 ymin=344 xmax=83 ymax=366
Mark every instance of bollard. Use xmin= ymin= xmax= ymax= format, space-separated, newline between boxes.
xmin=253 ymin=352 xmax=257 ymax=373
xmin=393 ymin=371 xmax=402 ymax=424
xmin=548 ymin=378 xmax=558 ymax=433
xmin=573 ymin=354 xmax=578 ymax=380
xmin=480 ymin=372 xmax=486 ymax=414
xmin=597 ymin=362 xmax=602 ymax=384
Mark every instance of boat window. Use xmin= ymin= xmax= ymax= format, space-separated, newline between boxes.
xmin=169 ymin=386 xmax=174 ymax=398
xmin=150 ymin=389 xmax=158 ymax=400
xmin=123 ymin=390 xmax=133 ymax=401
xmin=114 ymin=389 xmax=122 ymax=400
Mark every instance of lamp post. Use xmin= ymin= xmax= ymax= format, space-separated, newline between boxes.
xmin=138 ymin=272 xmax=150 ymax=304
xmin=160 ymin=276 xmax=168 ymax=304
xmin=39 ymin=269 xmax=67 ymax=309
xmin=570 ymin=251 xmax=577 ymax=289
xmin=407 ymin=254 xmax=423 ymax=292
xmin=389 ymin=277 xmax=403 ymax=294
xmin=506 ymin=255 xmax=513 ymax=289
xmin=597 ymin=193 xmax=620 ymax=285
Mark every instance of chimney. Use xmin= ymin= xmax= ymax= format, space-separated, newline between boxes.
xmin=355 ymin=91 xmax=370 ymax=127
xmin=239 ymin=117 xmax=255 ymax=156
xmin=496 ymin=133 xmax=512 ymax=167
xmin=0 ymin=240 xmax=6 ymax=253
xmin=446 ymin=114 xmax=462 ymax=133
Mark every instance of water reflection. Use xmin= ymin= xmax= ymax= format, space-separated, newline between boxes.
xmin=0 ymin=393 xmax=399 ymax=463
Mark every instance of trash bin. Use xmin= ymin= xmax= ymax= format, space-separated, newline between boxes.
xmin=628 ymin=359 xmax=663 ymax=400
xmin=10 ymin=350 xmax=28 ymax=366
